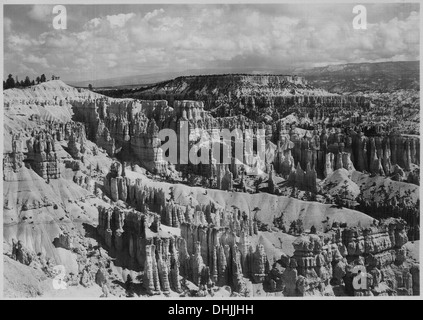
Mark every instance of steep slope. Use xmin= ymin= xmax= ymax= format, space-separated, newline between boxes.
xmin=3 ymin=255 xmax=50 ymax=298
xmin=3 ymin=80 xmax=102 ymax=153
xmin=3 ymin=80 xmax=101 ymax=102
xmin=3 ymin=81 xmax=115 ymax=272
xmin=131 ymin=74 xmax=330 ymax=97
xmin=120 ymin=166 xmax=375 ymax=231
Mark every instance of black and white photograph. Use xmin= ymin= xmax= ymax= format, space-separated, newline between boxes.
xmin=1 ymin=1 xmax=421 ymax=300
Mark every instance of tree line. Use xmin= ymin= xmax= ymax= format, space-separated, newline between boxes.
xmin=3 ymin=74 xmax=60 ymax=90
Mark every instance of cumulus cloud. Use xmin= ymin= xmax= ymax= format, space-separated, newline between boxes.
xmin=3 ymin=4 xmax=420 ymax=81
xmin=28 ymin=5 xmax=53 ymax=22
xmin=144 ymin=8 xmax=164 ymax=21
xmin=6 ymin=34 xmax=39 ymax=53
xmin=106 ymin=13 xmax=136 ymax=28
xmin=24 ymin=54 xmax=49 ymax=68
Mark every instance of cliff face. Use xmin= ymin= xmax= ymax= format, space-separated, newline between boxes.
xmin=71 ymin=98 xmax=215 ymax=174
xmin=275 ymin=218 xmax=418 ymax=297
xmin=93 ymin=162 xmax=419 ymax=296
xmin=123 ymin=74 xmax=340 ymax=117
xmin=70 ymin=90 xmax=419 ymax=203
xmin=130 ymin=74 xmax=315 ymax=97
xmin=3 ymin=82 xmax=114 ymax=274
xmin=97 ymin=198 xmax=418 ymax=296
xmin=41 ymin=93 xmax=422 ymax=187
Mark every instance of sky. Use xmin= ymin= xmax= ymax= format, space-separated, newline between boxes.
xmin=3 ymin=3 xmax=420 ymax=82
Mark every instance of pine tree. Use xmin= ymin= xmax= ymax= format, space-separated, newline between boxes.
xmin=5 ymin=74 xmax=15 ymax=89
xmin=125 ymin=274 xmax=135 ymax=297
xmin=296 ymin=219 xmax=304 ymax=234
xmin=289 ymin=220 xmax=297 ymax=235
xmin=36 ymin=76 xmax=41 ymax=84
xmin=125 ymin=274 xmax=133 ymax=290
xmin=40 ymin=74 xmax=46 ymax=83
xmin=24 ymin=76 xmax=31 ymax=87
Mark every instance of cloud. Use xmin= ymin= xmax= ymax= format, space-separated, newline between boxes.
xmin=28 ymin=5 xmax=53 ymax=22
xmin=6 ymin=34 xmax=39 ymax=53
xmin=24 ymin=54 xmax=49 ymax=68
xmin=106 ymin=13 xmax=135 ymax=28
xmin=144 ymin=8 xmax=164 ymax=21
xmin=4 ymin=4 xmax=420 ymax=81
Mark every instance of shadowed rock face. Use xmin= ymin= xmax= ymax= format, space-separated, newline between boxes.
xmin=97 ymin=197 xmax=418 ymax=296
xmin=283 ymin=219 xmax=418 ymax=296
xmin=25 ymin=132 xmax=61 ymax=180
xmin=4 ymin=134 xmax=25 ymax=178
